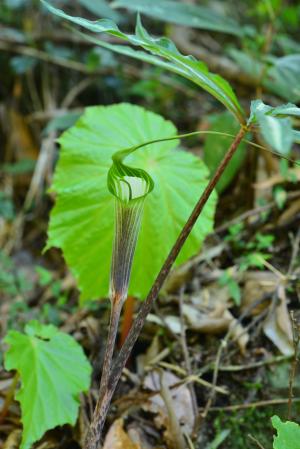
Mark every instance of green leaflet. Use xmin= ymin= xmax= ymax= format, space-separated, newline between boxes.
xmin=46 ymin=103 xmax=216 ymax=302
xmin=272 ymin=416 xmax=300 ymax=449
xmin=249 ymin=100 xmax=300 ymax=155
xmin=41 ymin=0 xmax=245 ymax=123
xmin=4 ymin=321 xmax=92 ymax=449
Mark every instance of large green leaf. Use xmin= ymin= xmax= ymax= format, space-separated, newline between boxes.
xmin=4 ymin=320 xmax=92 ymax=449
xmin=203 ymin=112 xmax=247 ymax=193
xmin=272 ymin=415 xmax=300 ymax=449
xmin=46 ymin=103 xmax=216 ymax=301
xmin=112 ymin=0 xmax=243 ymax=36
xmin=41 ymin=1 xmax=245 ymax=123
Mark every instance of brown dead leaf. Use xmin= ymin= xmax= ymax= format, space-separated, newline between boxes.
xmin=6 ymin=108 xmax=39 ymax=161
xmin=183 ymin=304 xmax=231 ymax=334
xmin=224 ymin=310 xmax=249 ymax=355
xmin=143 ymin=370 xmax=195 ymax=436
xmin=277 ymin=199 xmax=300 ymax=226
xmin=103 ymin=419 xmax=141 ymax=449
xmin=3 ymin=430 xmax=21 ymax=449
xmin=242 ymin=271 xmax=277 ymax=315
xmin=264 ymin=285 xmax=294 ymax=355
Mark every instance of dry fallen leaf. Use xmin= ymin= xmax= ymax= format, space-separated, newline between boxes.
xmin=103 ymin=419 xmax=141 ymax=449
xmin=3 ymin=430 xmax=21 ymax=449
xmin=242 ymin=271 xmax=277 ymax=315
xmin=264 ymin=285 xmax=294 ymax=355
xmin=143 ymin=370 xmax=195 ymax=436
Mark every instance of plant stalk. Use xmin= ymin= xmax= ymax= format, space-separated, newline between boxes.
xmin=85 ymin=125 xmax=247 ymax=449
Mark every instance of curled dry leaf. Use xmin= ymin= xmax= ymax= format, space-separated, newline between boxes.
xmin=241 ymin=271 xmax=277 ymax=315
xmin=143 ymin=370 xmax=195 ymax=437
xmin=103 ymin=419 xmax=141 ymax=449
xmin=264 ymin=285 xmax=294 ymax=355
xmin=183 ymin=303 xmax=231 ymax=334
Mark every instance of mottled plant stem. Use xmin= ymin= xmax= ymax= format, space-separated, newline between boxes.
xmin=84 ymin=296 xmax=123 ymax=449
xmin=85 ymin=126 xmax=247 ymax=449
xmin=99 ymin=297 xmax=123 ymax=407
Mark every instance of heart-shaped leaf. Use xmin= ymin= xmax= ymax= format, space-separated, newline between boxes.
xmin=46 ymin=103 xmax=216 ymax=301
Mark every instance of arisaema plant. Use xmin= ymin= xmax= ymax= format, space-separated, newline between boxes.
xmin=41 ymin=2 xmax=300 ymax=448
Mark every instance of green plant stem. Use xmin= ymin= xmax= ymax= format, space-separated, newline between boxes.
xmin=121 ymin=130 xmax=300 ymax=167
xmin=84 ymin=125 xmax=247 ymax=449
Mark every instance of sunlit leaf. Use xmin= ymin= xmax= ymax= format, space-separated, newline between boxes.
xmin=4 ymin=320 xmax=92 ymax=449
xmin=272 ymin=415 xmax=300 ymax=449
xmin=46 ymin=103 xmax=216 ymax=301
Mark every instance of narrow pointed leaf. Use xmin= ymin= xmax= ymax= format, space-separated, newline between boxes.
xmin=41 ymin=1 xmax=245 ymax=123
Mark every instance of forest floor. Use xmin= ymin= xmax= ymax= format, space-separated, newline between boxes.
xmin=1 ymin=161 xmax=300 ymax=449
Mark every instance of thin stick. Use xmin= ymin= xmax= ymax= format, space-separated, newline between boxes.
xmin=287 ymin=312 xmax=300 ymax=420
xmin=202 ymin=397 xmax=300 ymax=412
xmin=248 ymin=433 xmax=266 ymax=449
xmin=159 ymin=370 xmax=187 ymax=449
xmin=84 ymin=126 xmax=247 ymax=449
xmin=178 ymin=290 xmax=198 ymax=417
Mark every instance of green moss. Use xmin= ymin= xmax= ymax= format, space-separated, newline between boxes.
xmin=213 ymin=407 xmax=275 ymax=449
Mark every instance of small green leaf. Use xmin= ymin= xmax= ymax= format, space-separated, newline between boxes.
xmin=249 ymin=100 xmax=299 ymax=154
xmin=46 ymin=103 xmax=216 ymax=301
xmin=112 ymin=0 xmax=243 ymax=36
xmin=270 ymin=103 xmax=300 ymax=117
xmin=41 ymin=1 xmax=245 ymax=123
xmin=272 ymin=415 xmax=300 ymax=449
xmin=4 ymin=320 xmax=92 ymax=449
xmin=249 ymin=99 xmax=300 ymax=122
xmin=257 ymin=113 xmax=293 ymax=155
